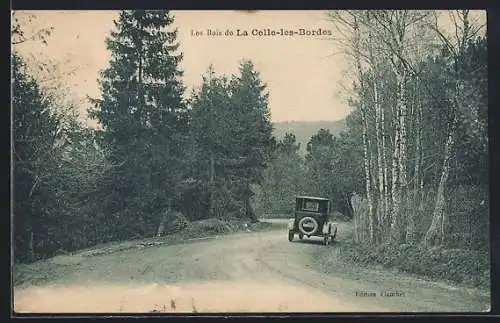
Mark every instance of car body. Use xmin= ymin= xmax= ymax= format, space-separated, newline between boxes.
xmin=287 ymin=196 xmax=338 ymax=245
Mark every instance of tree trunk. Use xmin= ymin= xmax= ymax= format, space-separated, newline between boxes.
xmin=245 ymin=195 xmax=258 ymax=223
xmin=346 ymin=193 xmax=354 ymax=219
xmin=423 ymin=130 xmax=453 ymax=246
xmin=424 ymin=75 xmax=461 ymax=246
xmin=379 ymin=77 xmax=390 ymax=237
xmin=28 ymin=228 xmax=35 ymax=262
xmin=156 ymin=199 xmax=172 ymax=237
xmin=418 ymin=99 xmax=425 ymax=217
xmin=382 ymin=94 xmax=389 ymax=234
xmin=408 ymin=100 xmax=422 ymax=244
xmin=390 ymin=93 xmax=401 ymax=243
xmin=156 ymin=213 xmax=167 ymax=238
xmin=360 ymin=105 xmax=375 ymax=244
xmin=210 ymin=153 xmax=215 ymax=184
xmin=374 ymin=79 xmax=385 ymax=236
xmin=397 ymin=66 xmax=409 ymax=244
xmin=209 ymin=152 xmax=216 ymax=216
xmin=352 ymin=195 xmax=359 ymax=243
xmin=353 ymin=17 xmax=375 ymax=244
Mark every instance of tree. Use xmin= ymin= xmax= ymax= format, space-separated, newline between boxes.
xmin=423 ymin=10 xmax=487 ymax=246
xmin=305 ymin=129 xmax=336 ymax=197
xmin=11 ymin=11 xmax=53 ymax=46
xmin=255 ymin=132 xmax=306 ymax=215
xmin=278 ymin=133 xmax=301 ymax=155
xmin=12 ymin=53 xmax=62 ymax=262
xmin=328 ymin=10 xmax=442 ymax=244
xmin=88 ymin=10 xmax=188 ymax=236
xmin=189 ymin=65 xmax=234 ymax=218
xmin=225 ymin=60 xmax=275 ymax=221
xmin=12 ymin=13 xmax=116 ymax=262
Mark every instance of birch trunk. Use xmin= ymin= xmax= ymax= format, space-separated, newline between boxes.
xmin=397 ymin=67 xmax=409 ymax=244
xmin=423 ymin=9 xmax=476 ymax=246
xmin=390 ymin=87 xmax=401 ymax=242
xmin=423 ymin=129 xmax=453 ymax=246
xmin=365 ymin=25 xmax=383 ymax=240
xmin=353 ymin=17 xmax=375 ymax=244
xmin=424 ymin=76 xmax=461 ymax=246
xmin=362 ymin=107 xmax=375 ymax=243
xmin=374 ymin=79 xmax=385 ymax=234
xmin=382 ymin=98 xmax=389 ymax=230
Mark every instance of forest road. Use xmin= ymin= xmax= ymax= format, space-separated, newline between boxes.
xmin=13 ymin=219 xmax=489 ymax=313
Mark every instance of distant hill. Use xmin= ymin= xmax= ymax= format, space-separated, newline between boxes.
xmin=272 ymin=119 xmax=347 ymax=156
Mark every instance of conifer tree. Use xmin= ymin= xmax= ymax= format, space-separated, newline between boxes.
xmin=227 ymin=60 xmax=275 ymax=221
xmin=89 ymin=10 xmax=187 ymax=234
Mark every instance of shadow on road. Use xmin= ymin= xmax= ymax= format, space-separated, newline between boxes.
xmin=290 ymin=238 xmax=340 ymax=246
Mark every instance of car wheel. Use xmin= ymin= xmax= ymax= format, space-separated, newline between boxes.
xmin=288 ymin=230 xmax=294 ymax=242
xmin=323 ymin=235 xmax=330 ymax=246
xmin=299 ymin=233 xmax=304 ymax=240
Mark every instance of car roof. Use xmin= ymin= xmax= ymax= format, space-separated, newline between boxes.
xmin=295 ymin=196 xmax=329 ymax=201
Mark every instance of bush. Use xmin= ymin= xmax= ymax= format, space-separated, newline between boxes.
xmin=184 ymin=218 xmax=234 ymax=237
xmin=339 ymin=241 xmax=490 ymax=288
xmin=165 ymin=212 xmax=190 ymax=234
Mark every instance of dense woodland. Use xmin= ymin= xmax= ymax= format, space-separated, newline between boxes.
xmin=12 ymin=9 xmax=488 ymax=275
xmin=255 ymin=10 xmax=489 ymax=255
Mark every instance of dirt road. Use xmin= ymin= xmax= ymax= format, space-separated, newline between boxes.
xmin=13 ymin=220 xmax=490 ymax=313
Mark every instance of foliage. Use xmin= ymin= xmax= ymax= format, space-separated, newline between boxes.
xmin=13 ymin=11 xmax=278 ymax=263
xmin=273 ymin=120 xmax=347 ymax=156
xmin=87 ymin=10 xmax=189 ymax=236
xmin=325 ymin=9 xmax=488 ymax=249
xmin=188 ymin=61 xmax=275 ymax=221
xmin=252 ymin=133 xmax=307 ymax=215
xmin=12 ymin=52 xmax=112 ymax=262
xmin=339 ymin=239 xmax=490 ymax=289
xmin=12 ymin=10 xmax=488 ymax=283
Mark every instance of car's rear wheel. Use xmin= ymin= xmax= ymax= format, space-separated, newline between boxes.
xmin=288 ymin=230 xmax=294 ymax=242
xmin=298 ymin=233 xmax=304 ymax=240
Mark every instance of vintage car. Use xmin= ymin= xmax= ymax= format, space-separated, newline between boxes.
xmin=287 ymin=196 xmax=338 ymax=245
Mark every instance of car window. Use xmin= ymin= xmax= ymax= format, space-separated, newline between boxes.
xmin=303 ymin=201 xmax=319 ymax=212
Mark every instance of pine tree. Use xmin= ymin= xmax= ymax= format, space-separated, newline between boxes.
xmin=189 ymin=65 xmax=234 ymax=218
xmin=226 ymin=60 xmax=275 ymax=221
xmin=88 ymin=10 xmax=187 ymax=236
xmin=189 ymin=61 xmax=275 ymax=221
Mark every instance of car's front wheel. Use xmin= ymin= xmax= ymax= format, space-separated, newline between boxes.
xmin=288 ymin=230 xmax=294 ymax=242
xmin=298 ymin=233 xmax=304 ymax=240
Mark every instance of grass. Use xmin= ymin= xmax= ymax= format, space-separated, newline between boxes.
xmin=337 ymin=237 xmax=490 ymax=289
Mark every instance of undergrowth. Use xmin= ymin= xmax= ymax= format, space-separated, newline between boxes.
xmin=338 ymin=238 xmax=490 ymax=289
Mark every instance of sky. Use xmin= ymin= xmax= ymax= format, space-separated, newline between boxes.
xmin=14 ymin=10 xmax=350 ymax=125
xmin=13 ymin=10 xmax=486 ymax=126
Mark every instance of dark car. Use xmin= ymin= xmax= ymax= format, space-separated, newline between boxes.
xmin=287 ymin=196 xmax=338 ymax=245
